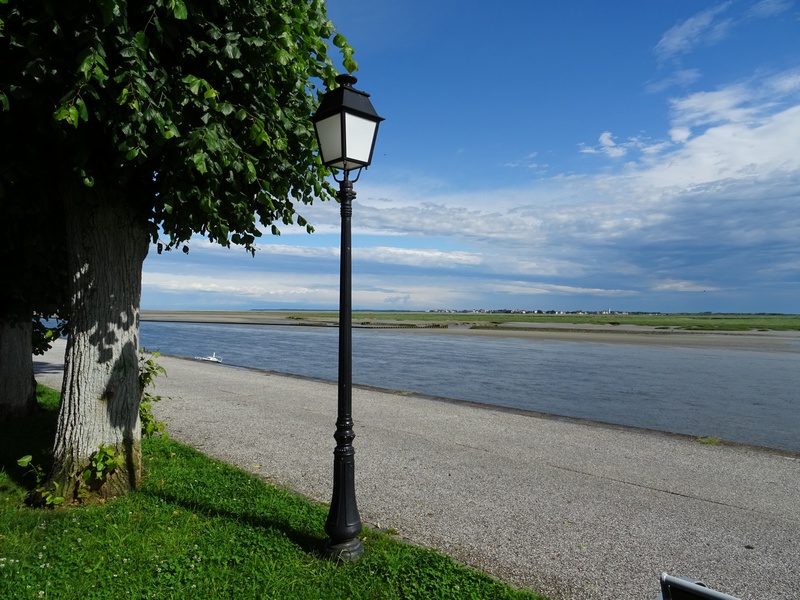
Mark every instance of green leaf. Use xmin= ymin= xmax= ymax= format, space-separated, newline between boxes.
xmin=133 ymin=31 xmax=148 ymax=51
xmin=224 ymin=43 xmax=241 ymax=59
xmin=75 ymin=97 xmax=88 ymax=122
xmin=54 ymin=105 xmax=69 ymax=123
xmin=97 ymin=0 xmax=117 ymax=25
xmin=163 ymin=123 xmax=180 ymax=139
xmin=17 ymin=455 xmax=32 ymax=467
xmin=203 ymin=129 xmax=222 ymax=153
xmin=0 ymin=92 xmax=8 ymax=111
xmin=68 ymin=105 xmax=80 ymax=127
xmin=94 ymin=53 xmax=108 ymax=70
xmin=192 ymin=151 xmax=207 ymax=174
xmin=126 ymin=147 xmax=139 ymax=160
xmin=116 ymin=87 xmax=129 ymax=104
xmin=217 ymin=102 xmax=235 ymax=116
xmin=344 ymin=55 xmax=359 ymax=74
xmin=183 ymin=75 xmax=203 ymax=95
xmin=171 ymin=0 xmax=188 ymax=20
xmin=78 ymin=51 xmax=95 ymax=79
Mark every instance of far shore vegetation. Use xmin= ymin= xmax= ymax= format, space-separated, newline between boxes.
xmin=141 ymin=310 xmax=800 ymax=332
xmin=0 ymin=387 xmax=546 ymax=600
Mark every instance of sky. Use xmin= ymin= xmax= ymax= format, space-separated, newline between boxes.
xmin=142 ymin=0 xmax=800 ymax=313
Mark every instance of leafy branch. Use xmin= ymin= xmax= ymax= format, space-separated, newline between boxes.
xmin=139 ymin=350 xmax=168 ymax=440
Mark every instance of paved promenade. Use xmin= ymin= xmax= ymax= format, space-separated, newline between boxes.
xmin=34 ymin=339 xmax=800 ymax=599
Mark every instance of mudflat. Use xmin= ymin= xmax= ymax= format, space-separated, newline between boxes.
xmin=140 ymin=309 xmax=800 ymax=352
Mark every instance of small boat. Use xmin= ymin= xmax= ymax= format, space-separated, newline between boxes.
xmin=195 ymin=352 xmax=222 ymax=363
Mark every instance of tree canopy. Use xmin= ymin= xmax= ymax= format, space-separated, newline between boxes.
xmin=1 ymin=0 xmax=358 ymax=498
xmin=1 ymin=0 xmax=355 ymax=251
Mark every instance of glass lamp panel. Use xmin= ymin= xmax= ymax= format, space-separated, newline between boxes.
xmin=314 ymin=114 xmax=343 ymax=167
xmin=343 ymin=113 xmax=378 ymax=165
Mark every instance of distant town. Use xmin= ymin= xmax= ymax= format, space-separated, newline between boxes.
xmin=425 ymin=309 xmax=652 ymax=316
xmin=250 ymin=308 xmax=793 ymax=316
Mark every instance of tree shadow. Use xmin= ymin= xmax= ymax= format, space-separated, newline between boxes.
xmin=32 ymin=361 xmax=65 ymax=376
xmin=0 ymin=389 xmax=59 ymax=489
xmin=139 ymin=487 xmax=327 ymax=557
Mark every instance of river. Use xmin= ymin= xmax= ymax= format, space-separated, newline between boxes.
xmin=139 ymin=321 xmax=800 ymax=453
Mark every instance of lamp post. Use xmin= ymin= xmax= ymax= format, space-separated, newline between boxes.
xmin=311 ymin=74 xmax=383 ymax=560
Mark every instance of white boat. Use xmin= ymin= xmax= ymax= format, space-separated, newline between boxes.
xmin=195 ymin=352 xmax=222 ymax=363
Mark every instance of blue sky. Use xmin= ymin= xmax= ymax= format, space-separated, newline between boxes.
xmin=142 ymin=0 xmax=800 ymax=313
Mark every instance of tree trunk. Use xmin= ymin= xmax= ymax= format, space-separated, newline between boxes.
xmin=50 ymin=189 xmax=149 ymax=500
xmin=0 ymin=319 xmax=37 ymax=422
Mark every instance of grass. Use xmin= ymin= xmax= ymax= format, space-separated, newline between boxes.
xmin=0 ymin=388 xmax=547 ymax=600
xmin=695 ymin=436 xmax=722 ymax=446
xmin=287 ymin=312 xmax=800 ymax=331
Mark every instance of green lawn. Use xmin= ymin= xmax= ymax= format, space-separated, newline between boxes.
xmin=0 ymin=387 xmax=547 ymax=600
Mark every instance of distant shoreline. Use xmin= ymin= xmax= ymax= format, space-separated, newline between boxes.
xmin=140 ymin=310 xmax=800 ymax=352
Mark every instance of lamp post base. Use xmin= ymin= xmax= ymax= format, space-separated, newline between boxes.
xmin=322 ymin=537 xmax=364 ymax=562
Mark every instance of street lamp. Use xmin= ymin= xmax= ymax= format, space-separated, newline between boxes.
xmin=311 ymin=74 xmax=383 ymax=560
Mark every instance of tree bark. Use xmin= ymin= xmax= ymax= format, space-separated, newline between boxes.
xmin=50 ymin=187 xmax=149 ymax=500
xmin=0 ymin=319 xmax=37 ymax=422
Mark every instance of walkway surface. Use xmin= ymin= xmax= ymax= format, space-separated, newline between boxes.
xmin=34 ymin=339 xmax=800 ymax=600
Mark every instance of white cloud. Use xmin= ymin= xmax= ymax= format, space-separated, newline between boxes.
xmin=356 ymin=246 xmax=483 ymax=268
xmin=670 ymin=84 xmax=763 ymax=128
xmin=669 ymin=127 xmax=691 ymax=143
xmin=579 ymin=131 xmax=673 ymax=159
xmin=143 ymin=271 xmax=338 ymax=296
xmin=646 ymin=69 xmax=702 ymax=94
xmin=485 ymin=280 xmax=637 ymax=298
xmin=653 ymin=280 xmax=720 ymax=293
xmin=579 ymin=131 xmax=627 ymax=157
xmin=654 ymin=2 xmax=734 ymax=61
xmin=765 ymin=68 xmax=800 ymax=96
xmin=746 ymin=0 xmax=793 ymax=18
xmin=642 ymin=103 xmax=800 ymax=188
xmin=655 ymin=1 xmax=793 ymax=63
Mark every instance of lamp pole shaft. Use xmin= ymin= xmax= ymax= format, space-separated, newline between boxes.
xmin=324 ymin=172 xmax=363 ymax=560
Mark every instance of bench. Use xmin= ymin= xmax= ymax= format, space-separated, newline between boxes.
xmin=657 ymin=573 xmax=741 ymax=600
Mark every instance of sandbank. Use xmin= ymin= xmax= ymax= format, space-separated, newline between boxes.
xmin=140 ymin=310 xmax=800 ymax=353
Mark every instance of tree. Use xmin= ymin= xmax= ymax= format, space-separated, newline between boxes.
xmin=1 ymin=0 xmax=354 ymax=498
xmin=0 ymin=187 xmax=68 ymax=423
xmin=0 ymin=320 xmax=36 ymax=421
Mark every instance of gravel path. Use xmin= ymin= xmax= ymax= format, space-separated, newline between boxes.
xmin=34 ymin=340 xmax=800 ymax=599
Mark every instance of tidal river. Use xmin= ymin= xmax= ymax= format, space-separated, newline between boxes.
xmin=140 ymin=321 xmax=800 ymax=453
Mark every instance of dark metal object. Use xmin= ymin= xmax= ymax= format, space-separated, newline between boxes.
xmin=311 ymin=74 xmax=383 ymax=171
xmin=657 ymin=573 xmax=741 ymax=600
xmin=312 ymin=72 xmax=382 ymax=562
xmin=322 ymin=172 xmax=363 ymax=560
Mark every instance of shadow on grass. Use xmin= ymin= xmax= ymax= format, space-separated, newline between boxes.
xmin=145 ymin=486 xmax=327 ymax=556
xmin=0 ymin=386 xmax=59 ymax=489
xmin=3 ymin=390 xmax=327 ymax=560
xmin=137 ymin=437 xmax=330 ymax=558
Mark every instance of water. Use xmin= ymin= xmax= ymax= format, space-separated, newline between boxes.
xmin=140 ymin=321 xmax=800 ymax=453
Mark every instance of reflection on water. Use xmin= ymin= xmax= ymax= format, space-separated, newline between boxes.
xmin=140 ymin=322 xmax=800 ymax=453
